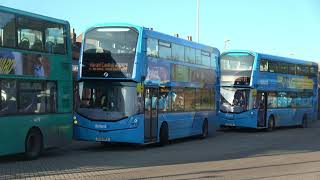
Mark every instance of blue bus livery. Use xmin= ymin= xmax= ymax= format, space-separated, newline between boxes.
xmin=219 ymin=50 xmax=318 ymax=130
xmin=73 ymin=23 xmax=220 ymax=145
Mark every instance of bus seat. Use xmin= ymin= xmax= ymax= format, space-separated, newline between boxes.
xmin=45 ymin=41 xmax=54 ymax=53
xmin=19 ymin=38 xmax=30 ymax=49
xmin=32 ymin=39 xmax=43 ymax=51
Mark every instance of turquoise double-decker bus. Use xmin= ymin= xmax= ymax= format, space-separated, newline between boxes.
xmin=219 ymin=50 xmax=318 ymax=130
xmin=0 ymin=6 xmax=73 ymax=159
xmin=73 ymin=23 xmax=220 ymax=145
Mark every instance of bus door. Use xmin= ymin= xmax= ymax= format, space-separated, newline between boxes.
xmin=257 ymin=92 xmax=268 ymax=127
xmin=144 ymin=86 xmax=159 ymax=142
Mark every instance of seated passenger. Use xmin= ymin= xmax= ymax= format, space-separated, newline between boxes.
xmin=159 ymin=94 xmax=167 ymax=111
xmin=19 ymin=38 xmax=30 ymax=49
xmin=32 ymin=38 xmax=43 ymax=51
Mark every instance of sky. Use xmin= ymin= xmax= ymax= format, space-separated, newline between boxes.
xmin=1 ymin=0 xmax=319 ymax=62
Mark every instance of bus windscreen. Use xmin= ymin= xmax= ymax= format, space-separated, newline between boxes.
xmin=81 ymin=27 xmax=138 ymax=78
xmin=220 ymin=53 xmax=254 ymax=86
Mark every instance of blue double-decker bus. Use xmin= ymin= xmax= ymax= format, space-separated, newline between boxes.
xmin=219 ymin=50 xmax=318 ymax=130
xmin=73 ymin=23 xmax=220 ymax=145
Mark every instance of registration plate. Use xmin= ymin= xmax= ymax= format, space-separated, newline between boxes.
xmin=96 ymin=137 xmax=111 ymax=142
xmin=225 ymin=123 xmax=236 ymax=127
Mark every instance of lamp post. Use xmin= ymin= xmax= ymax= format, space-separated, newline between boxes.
xmin=289 ymin=52 xmax=295 ymax=56
xmin=196 ymin=0 xmax=200 ymax=43
xmin=224 ymin=39 xmax=231 ymax=50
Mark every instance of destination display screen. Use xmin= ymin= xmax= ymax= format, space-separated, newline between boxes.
xmin=81 ymin=53 xmax=134 ymax=78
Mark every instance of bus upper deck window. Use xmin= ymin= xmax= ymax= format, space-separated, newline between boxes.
xmin=45 ymin=25 xmax=66 ymax=54
xmin=0 ymin=12 xmax=16 ymax=48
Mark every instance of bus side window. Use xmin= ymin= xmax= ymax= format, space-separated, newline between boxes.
xmin=296 ymin=65 xmax=303 ymax=75
xmin=171 ymin=88 xmax=184 ymax=112
xmin=159 ymin=40 xmax=172 ymax=60
xmin=184 ymin=88 xmax=196 ymax=111
xmin=260 ymin=60 xmax=268 ymax=72
xmin=46 ymin=82 xmax=57 ymax=113
xmin=288 ymin=64 xmax=296 ymax=75
xmin=185 ymin=47 xmax=196 ymax=64
xmin=0 ymin=80 xmax=17 ymax=115
xmin=45 ymin=22 xmax=66 ymax=54
xmin=146 ymin=38 xmax=158 ymax=57
xmin=0 ymin=12 xmax=16 ymax=48
xmin=277 ymin=92 xmax=288 ymax=108
xmin=18 ymin=82 xmax=45 ymax=114
xmin=287 ymin=92 xmax=296 ymax=108
xmin=17 ymin=17 xmax=44 ymax=51
xmin=172 ymin=43 xmax=184 ymax=61
xmin=268 ymin=61 xmax=277 ymax=73
xmin=159 ymin=87 xmax=171 ymax=112
xmin=267 ymin=92 xmax=277 ymax=108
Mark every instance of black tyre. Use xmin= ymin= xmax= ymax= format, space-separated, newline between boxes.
xmin=301 ymin=115 xmax=308 ymax=128
xmin=200 ymin=120 xmax=208 ymax=138
xmin=267 ymin=116 xmax=275 ymax=132
xmin=159 ymin=123 xmax=169 ymax=146
xmin=25 ymin=128 xmax=43 ymax=160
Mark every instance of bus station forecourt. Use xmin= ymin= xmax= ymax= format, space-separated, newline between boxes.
xmin=0 ymin=5 xmax=320 ymax=178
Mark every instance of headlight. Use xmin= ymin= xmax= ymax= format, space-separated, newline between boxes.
xmin=73 ymin=116 xmax=78 ymax=124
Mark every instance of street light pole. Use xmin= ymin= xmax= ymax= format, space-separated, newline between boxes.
xmin=224 ymin=39 xmax=231 ymax=50
xmin=196 ymin=0 xmax=200 ymax=43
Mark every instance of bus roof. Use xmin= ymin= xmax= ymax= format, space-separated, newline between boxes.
xmin=84 ymin=22 xmax=142 ymax=31
xmin=222 ymin=50 xmax=318 ymax=67
xmin=144 ymin=28 xmax=218 ymax=54
xmin=0 ymin=5 xmax=69 ymax=25
xmin=83 ymin=22 xmax=219 ymax=55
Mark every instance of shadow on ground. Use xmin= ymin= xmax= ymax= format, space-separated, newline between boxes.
xmin=1 ymin=120 xmax=320 ymax=179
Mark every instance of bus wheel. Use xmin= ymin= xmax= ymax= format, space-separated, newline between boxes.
xmin=200 ymin=119 xmax=208 ymax=138
xmin=267 ymin=116 xmax=275 ymax=131
xmin=159 ymin=123 xmax=169 ymax=146
xmin=25 ymin=128 xmax=43 ymax=160
xmin=301 ymin=115 xmax=308 ymax=128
